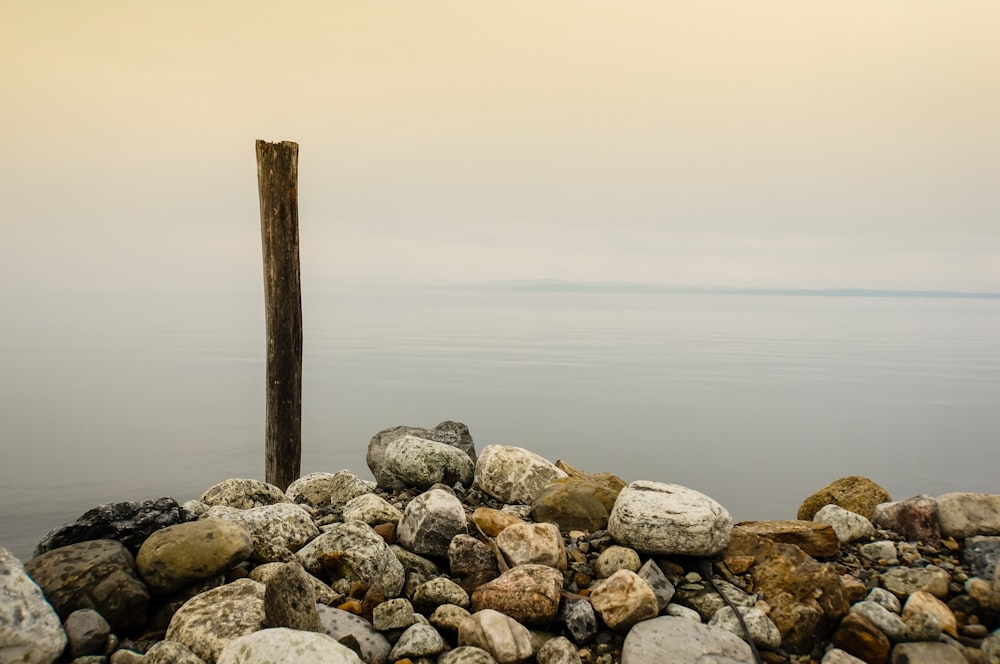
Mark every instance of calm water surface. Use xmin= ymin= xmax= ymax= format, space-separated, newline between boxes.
xmin=2 ymin=286 xmax=998 ymax=561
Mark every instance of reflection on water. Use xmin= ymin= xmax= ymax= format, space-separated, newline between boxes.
xmin=2 ymin=285 xmax=999 ymax=560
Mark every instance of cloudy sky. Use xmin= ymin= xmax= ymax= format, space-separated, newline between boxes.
xmin=4 ymin=1 xmax=1000 ymax=293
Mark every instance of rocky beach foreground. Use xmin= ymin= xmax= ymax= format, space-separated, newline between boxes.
xmin=2 ymin=421 xmax=1000 ymax=664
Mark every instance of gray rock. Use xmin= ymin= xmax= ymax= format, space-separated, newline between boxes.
xmin=390 ymin=545 xmax=441 ymax=581
xmin=901 ymin=609 xmax=942 ymax=642
xmin=458 ymin=609 xmax=534 ymax=664
xmin=537 ymin=635 xmax=582 ymax=664
xmin=263 ymin=562 xmax=320 ymax=631
xmin=814 ymin=504 xmax=875 ymax=543
xmin=882 ymin=565 xmax=950 ymax=598
xmin=621 ymin=616 xmax=755 ymax=664
xmin=317 ymin=604 xmax=392 ymax=664
xmin=412 ymin=576 xmax=470 ymax=614
xmin=216 ymin=627 xmax=363 ymax=663
xmin=33 ymin=497 xmax=196 ymax=557
xmin=64 ymin=609 xmax=110 ymax=659
xmin=559 ymin=595 xmax=598 ymax=644
xmin=449 ymin=534 xmax=500 ymax=578
xmin=0 ymin=545 xmax=67 ymax=664
xmin=203 ymin=502 xmax=319 ymax=563
xmin=936 ymin=492 xmax=1000 ymax=538
xmin=637 ymin=559 xmax=675 ymax=612
xmin=388 ymin=623 xmax=448 ymax=660
xmin=664 ymin=603 xmax=701 ymax=621
xmin=865 ymin=587 xmax=901 ymax=614
xmin=382 ymin=435 xmax=475 ymax=490
xmin=285 ymin=472 xmax=339 ymax=507
xmin=888 ymin=641 xmax=966 ymax=663
xmin=368 ymin=421 xmax=477 ymax=491
xmin=324 ymin=470 xmax=376 ymax=508
xmin=849 ymin=601 xmax=905 ymax=641
xmin=296 ymin=521 xmax=405 ymax=597
xmin=136 ymin=519 xmax=253 ymax=594
xmin=200 ymin=478 xmax=290 ymax=509
xmin=608 ymin=481 xmax=733 ymax=556
xmin=250 ymin=562 xmax=339 ymax=605
xmin=709 ymin=605 xmax=782 ymax=649
xmin=373 ymin=597 xmax=416 ymax=630
xmin=144 ymin=640 xmax=208 ymax=664
xmin=495 ymin=521 xmax=566 ymax=570
xmin=674 ymin=579 xmax=755 ymax=622
xmin=474 ymin=445 xmax=567 ymax=505
xmin=165 ymin=578 xmax=266 ymax=663
xmin=24 ymin=538 xmax=149 ymax=632
xmin=342 ymin=493 xmax=403 ymax=526
xmin=397 ymin=488 xmax=468 ymax=558
xmin=983 ymin=628 xmax=1000 ymax=664
xmin=964 ymin=536 xmax=1000 ymax=580
xmin=439 ymin=646 xmax=500 ymax=664
xmin=859 ymin=540 xmax=898 ymax=564
xmin=429 ymin=603 xmax=471 ymax=638
xmin=821 ymin=649 xmax=867 ymax=664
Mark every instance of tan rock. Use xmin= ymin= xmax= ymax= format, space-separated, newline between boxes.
xmin=735 ymin=520 xmax=840 ymax=557
xmin=797 ymin=476 xmax=890 ymax=521
xmin=458 ymin=609 xmax=532 ymax=664
xmin=831 ymin=612 xmax=890 ymax=664
xmin=589 ymin=569 xmax=660 ymax=633
xmin=472 ymin=507 xmax=524 ymax=537
xmin=902 ymin=591 xmax=958 ymax=638
xmin=495 ymin=522 xmax=566 ymax=571
xmin=471 ymin=564 xmax=563 ymax=626
xmin=137 ymin=520 xmax=253 ymax=595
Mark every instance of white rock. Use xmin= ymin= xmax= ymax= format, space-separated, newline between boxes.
xmin=383 ymin=435 xmax=475 ymax=490
xmin=608 ymin=481 xmax=733 ymax=556
xmin=621 ymin=615 xmax=755 ymax=664
xmin=458 ymin=609 xmax=533 ymax=664
xmin=217 ymin=627 xmax=362 ymax=663
xmin=709 ymin=605 xmax=781 ymax=649
xmin=204 ymin=502 xmax=319 ymax=562
xmin=0 ymin=546 xmax=67 ymax=664
xmin=936 ymin=492 xmax=1000 ymax=538
xmin=664 ymin=603 xmax=702 ymax=621
xmin=814 ymin=504 xmax=875 ymax=543
xmin=474 ymin=445 xmax=567 ymax=505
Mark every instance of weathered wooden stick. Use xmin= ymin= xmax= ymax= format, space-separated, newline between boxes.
xmin=256 ymin=140 xmax=302 ymax=490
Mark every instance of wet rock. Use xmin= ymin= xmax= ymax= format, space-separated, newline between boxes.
xmin=136 ymin=519 xmax=253 ymax=594
xmin=165 ymin=578 xmax=265 ymax=663
xmin=536 ymin=635 xmax=582 ymax=664
xmin=621 ymin=615 xmax=755 ymax=664
xmin=881 ymin=565 xmax=950 ymax=599
xmin=831 ymin=612 xmax=890 ymax=664
xmin=733 ymin=520 xmax=840 ymax=558
xmin=608 ymin=481 xmax=732 ymax=556
xmin=589 ymin=569 xmax=659 ymax=633
xmin=397 ymin=488 xmax=468 ymax=558
xmin=458 ymin=609 xmax=533 ymax=664
xmin=708 ymin=605 xmax=782 ymax=650
xmin=495 ymin=521 xmax=567 ymax=570
xmin=200 ymin=478 xmax=290 ymax=509
xmin=64 ymin=609 xmax=110 ymax=659
xmin=297 ymin=521 xmax=405 ymax=597
xmin=901 ymin=590 xmax=957 ymax=638
xmin=936 ymin=492 xmax=1000 ymax=539
xmin=382 ymin=434 xmax=475 ymax=490
xmin=797 ymin=476 xmax=891 ymax=521
xmin=388 ymin=623 xmax=448 ymax=660
xmin=263 ymin=562 xmax=320 ymax=631
xmin=814 ymin=504 xmax=876 ymax=543
xmin=368 ymin=421 xmax=476 ymax=491
xmin=0 ymin=545 xmax=67 ymax=664
xmin=888 ymin=641 xmax=966 ymax=663
xmin=203 ymin=502 xmax=319 ymax=563
xmin=317 ymin=604 xmax=392 ymax=664
xmin=216 ymin=627 xmax=363 ymax=663
xmin=871 ymin=495 xmax=940 ymax=545
xmin=24 ymin=539 xmax=150 ymax=632
xmin=342 ymin=493 xmax=403 ymax=526
xmin=749 ymin=540 xmax=849 ymax=654
xmin=33 ymin=497 xmax=195 ymax=557
xmin=474 ymin=445 xmax=568 ymax=505
xmin=594 ymin=545 xmax=641 ymax=579
xmin=471 ymin=564 xmax=563 ymax=626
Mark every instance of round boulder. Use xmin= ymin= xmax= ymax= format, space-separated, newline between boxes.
xmin=797 ymin=476 xmax=890 ymax=521
xmin=136 ymin=519 xmax=253 ymax=594
xmin=474 ymin=445 xmax=567 ymax=505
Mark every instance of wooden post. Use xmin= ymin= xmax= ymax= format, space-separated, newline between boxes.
xmin=256 ymin=140 xmax=302 ymax=490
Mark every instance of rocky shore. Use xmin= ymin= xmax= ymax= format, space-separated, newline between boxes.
xmin=2 ymin=421 xmax=999 ymax=664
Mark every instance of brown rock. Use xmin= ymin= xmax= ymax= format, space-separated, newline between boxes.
xmin=871 ymin=495 xmax=940 ymax=545
xmin=750 ymin=540 xmax=849 ymax=654
xmin=471 ymin=564 xmax=563 ymax=626
xmin=472 ymin=507 xmax=524 ymax=537
xmin=530 ymin=479 xmax=613 ymax=534
xmin=797 ymin=476 xmax=890 ymax=521
xmin=832 ymin=612 xmax=890 ymax=664
xmin=734 ymin=520 xmax=840 ymax=557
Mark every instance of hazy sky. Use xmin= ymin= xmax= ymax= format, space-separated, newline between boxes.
xmin=4 ymin=1 xmax=1000 ymax=292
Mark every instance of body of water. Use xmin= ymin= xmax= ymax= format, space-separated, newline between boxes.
xmin=2 ymin=284 xmax=998 ymax=561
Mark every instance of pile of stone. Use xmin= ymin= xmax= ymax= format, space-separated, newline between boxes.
xmin=2 ymin=421 xmax=999 ymax=664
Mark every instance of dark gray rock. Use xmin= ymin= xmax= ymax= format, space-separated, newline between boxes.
xmin=559 ymin=595 xmax=598 ymax=644
xmin=965 ymin=536 xmax=1000 ymax=581
xmin=263 ymin=562 xmax=320 ymax=631
xmin=24 ymin=539 xmax=150 ymax=632
xmin=34 ymin=497 xmax=195 ymax=557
